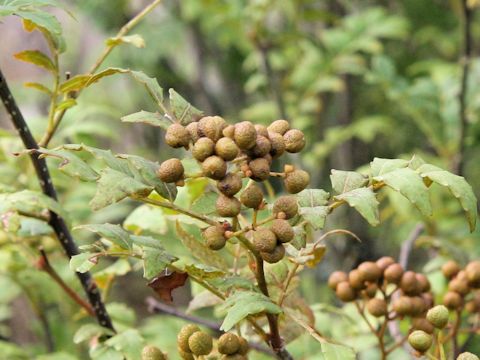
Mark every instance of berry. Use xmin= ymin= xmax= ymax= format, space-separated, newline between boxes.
xmin=165 ymin=123 xmax=190 ymax=148
xmin=336 ymin=281 xmax=356 ymax=302
xmin=186 ymin=122 xmax=200 ymax=143
xmin=234 ymin=121 xmax=257 ymax=149
xmin=384 ymin=263 xmax=404 ymax=284
xmin=376 ymin=256 xmax=395 ymax=272
xmin=466 ymin=261 xmax=480 ymax=287
xmin=408 ymin=330 xmax=432 ymax=353
xmin=273 ymin=196 xmax=298 ymax=219
xmin=198 ymin=116 xmax=227 ymax=142
xmin=442 ymin=260 xmax=460 ymax=279
xmin=215 ymin=137 xmax=239 ymax=161
xmin=240 ymin=184 xmax=263 ymax=209
xmin=192 ymin=137 xmax=215 ymax=162
xmin=237 ymin=337 xmax=249 ymax=355
xmin=158 ymin=158 xmax=184 ymax=183
xmin=216 ymin=195 xmax=241 ymax=217
xmin=400 ymin=271 xmax=420 ymax=295
xmin=457 ymin=352 xmax=480 ymax=360
xmin=248 ymin=158 xmax=270 ymax=181
xmin=416 ymin=274 xmax=431 ymax=293
xmin=253 ymin=228 xmax=277 ymax=253
xmin=177 ymin=324 xmax=200 ymax=353
xmin=358 ymin=262 xmax=382 ymax=283
xmin=202 ymin=225 xmax=226 ymax=250
xmin=267 ymin=120 xmax=290 ymax=135
xmin=393 ymin=296 xmax=413 ymax=316
xmin=217 ymin=173 xmax=242 ymax=197
xmin=270 ymin=219 xmax=294 ymax=243
xmin=443 ymin=291 xmax=463 ymax=309
xmin=188 ymin=331 xmax=213 ymax=356
xmin=141 ymin=345 xmax=166 ymax=360
xmin=284 ymin=169 xmax=310 ymax=194
xmin=283 ymin=129 xmax=305 ymax=153
xmin=328 ymin=271 xmax=348 ymax=290
xmin=268 ymin=132 xmax=286 ymax=158
xmin=448 ymin=278 xmax=470 ymax=296
xmin=261 ymin=245 xmax=285 ymax=264
xmin=367 ymin=298 xmax=387 ymax=317
xmin=250 ymin=135 xmax=271 ymax=158
xmin=426 ymin=305 xmax=449 ymax=329
xmin=254 ymin=124 xmax=269 ymax=137
xmin=412 ymin=318 xmax=434 ymax=334
xmin=202 ymin=156 xmax=227 ymax=180
xmin=348 ymin=269 xmax=366 ymax=290
xmin=217 ymin=333 xmax=240 ymax=355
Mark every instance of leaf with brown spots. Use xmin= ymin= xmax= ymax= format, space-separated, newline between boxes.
xmin=148 ymin=271 xmax=188 ymax=303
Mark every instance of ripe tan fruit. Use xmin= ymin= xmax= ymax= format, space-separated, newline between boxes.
xmin=367 ymin=298 xmax=388 ymax=317
xmin=448 ymin=278 xmax=469 ymax=296
xmin=198 ymin=116 xmax=227 ymax=141
xmin=254 ymin=124 xmax=269 ymax=137
xmin=177 ymin=324 xmax=200 ymax=352
xmin=215 ymin=137 xmax=239 ymax=161
xmin=376 ymin=256 xmax=395 ymax=272
xmin=268 ymin=131 xmax=286 ymax=158
xmin=283 ymin=129 xmax=305 ymax=153
xmin=216 ymin=195 xmax=241 ymax=217
xmin=192 ymin=137 xmax=215 ymax=161
xmin=188 ymin=331 xmax=213 ymax=355
xmin=165 ymin=123 xmax=190 ymax=148
xmin=202 ymin=156 xmax=227 ymax=180
xmin=240 ymin=184 xmax=263 ymax=209
xmin=363 ymin=283 xmax=378 ymax=298
xmin=158 ymin=158 xmax=184 ymax=183
xmin=270 ymin=219 xmax=294 ymax=243
xmin=234 ymin=121 xmax=257 ymax=149
xmin=328 ymin=271 xmax=348 ymax=290
xmin=250 ymin=135 xmax=272 ymax=157
xmin=412 ymin=318 xmax=434 ymax=334
xmin=358 ymin=261 xmax=382 ymax=282
xmin=217 ymin=333 xmax=240 ymax=355
xmin=217 ymin=173 xmax=243 ymax=197
xmin=393 ymin=296 xmax=413 ymax=316
xmin=416 ymin=274 xmax=431 ymax=293
xmin=223 ymin=124 xmax=235 ymax=138
xmin=410 ymin=296 xmax=426 ymax=316
xmin=348 ymin=269 xmax=366 ymax=290
xmin=273 ymin=196 xmax=298 ymax=219
xmin=261 ymin=244 xmax=285 ymax=264
xmin=141 ymin=345 xmax=166 ymax=360
xmin=384 ymin=263 xmax=404 ymax=284
xmin=267 ymin=119 xmax=290 ymax=135
xmin=443 ymin=291 xmax=463 ymax=309
xmin=202 ymin=225 xmax=226 ymax=250
xmin=442 ymin=260 xmax=460 ymax=279
xmin=336 ymin=281 xmax=356 ymax=302
xmin=186 ymin=122 xmax=200 ymax=143
xmin=253 ymin=228 xmax=277 ymax=253
xmin=284 ymin=169 xmax=310 ymax=194
xmin=466 ymin=261 xmax=480 ymax=287
xmin=408 ymin=330 xmax=432 ymax=353
xmin=248 ymin=158 xmax=270 ymax=181
xmin=400 ymin=271 xmax=420 ymax=295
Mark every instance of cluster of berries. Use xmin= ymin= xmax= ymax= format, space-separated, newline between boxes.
xmin=441 ymin=260 xmax=480 ymax=311
xmin=176 ymin=324 xmax=249 ymax=360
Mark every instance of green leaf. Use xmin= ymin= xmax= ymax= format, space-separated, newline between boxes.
xmin=330 ymin=170 xmax=368 ymax=194
xmin=55 ymin=98 xmax=77 ymax=111
xmin=417 ymin=164 xmax=477 ymax=231
xmin=124 ymin=205 xmax=167 ymax=235
xmin=374 ymin=167 xmax=432 ymax=216
xmin=89 ymin=345 xmax=123 ymax=360
xmin=297 ymin=189 xmax=330 ymax=207
xmin=106 ymin=34 xmax=145 ymax=48
xmin=90 ymin=168 xmax=153 ymax=210
xmin=14 ymin=50 xmax=55 ymax=71
xmin=59 ymin=75 xmax=90 ymax=92
xmin=24 ymin=82 xmax=51 ymax=94
xmin=121 ymin=110 xmax=171 ymax=129
xmin=169 ymin=88 xmax=203 ymax=125
xmin=220 ymin=291 xmax=282 ymax=331
xmin=73 ymin=324 xmax=114 ymax=344
xmin=190 ymin=191 xmax=218 ymax=215
xmin=321 ymin=343 xmax=356 ymax=360
xmin=85 ymin=68 xmax=128 ymax=87
xmin=143 ymin=247 xmax=177 ymax=280
xmin=370 ymin=157 xmax=409 ymax=177
xmin=16 ymin=10 xmax=65 ymax=52
xmin=75 ymin=223 xmax=133 ymax=250
xmin=334 ymin=188 xmax=379 ymax=226
xmin=105 ymin=329 xmax=144 ymax=360
xmin=184 ymin=263 xmax=225 ymax=280
xmin=18 ymin=218 xmax=53 ymax=236
xmin=130 ymin=71 xmax=164 ymax=105
xmin=299 ymin=206 xmax=329 ymax=230
xmin=70 ymin=253 xmax=97 ymax=273
xmin=0 ymin=190 xmax=68 ymax=221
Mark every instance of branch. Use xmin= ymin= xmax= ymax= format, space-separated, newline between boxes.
xmin=455 ymin=0 xmax=473 ymax=176
xmin=0 ymin=69 xmax=115 ymax=332
xmin=398 ymin=223 xmax=425 ymax=270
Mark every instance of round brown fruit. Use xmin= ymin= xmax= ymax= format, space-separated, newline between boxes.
xmin=248 ymin=158 xmax=270 ymax=181
xmin=234 ymin=121 xmax=257 ymax=150
xmin=202 ymin=156 xmax=227 ymax=180
xmin=412 ymin=318 xmax=434 ymax=334
xmin=217 ymin=333 xmax=240 ymax=355
xmin=283 ymin=129 xmax=305 ymax=153
xmin=358 ymin=261 xmax=382 ymax=283
xmin=393 ymin=296 xmax=413 ymax=316
xmin=336 ymin=281 xmax=357 ymax=302
xmin=376 ymin=256 xmax=395 ymax=272
xmin=215 ymin=195 xmax=241 ymax=217
xmin=165 ymin=123 xmax=190 ymax=148
xmin=400 ymin=271 xmax=420 ymax=295
xmin=442 ymin=260 xmax=460 ymax=279
xmin=215 ymin=137 xmax=239 ymax=161
xmin=328 ymin=271 xmax=348 ymax=291
xmin=192 ymin=137 xmax=215 ymax=162
xmin=217 ymin=173 xmax=242 ymax=197
xmin=384 ymin=263 xmax=404 ymax=284
xmin=198 ymin=116 xmax=226 ymax=142
xmin=267 ymin=120 xmax=290 ymax=135
xmin=250 ymin=135 xmax=271 ymax=158
xmin=188 ymin=331 xmax=213 ymax=356
xmin=158 ymin=158 xmax=184 ymax=183
xmin=240 ymin=184 xmax=263 ymax=209
xmin=261 ymin=245 xmax=285 ymax=264
xmin=348 ymin=269 xmax=366 ymax=290
xmin=466 ymin=261 xmax=480 ymax=287
xmin=254 ymin=124 xmax=269 ymax=137
xmin=177 ymin=324 xmax=200 ymax=353
xmin=367 ymin=298 xmax=388 ymax=317
xmin=268 ymin=132 xmax=286 ymax=158
xmin=272 ymin=196 xmax=298 ymax=219
xmin=443 ymin=291 xmax=463 ymax=310
xmin=284 ymin=169 xmax=310 ymax=194
xmin=270 ymin=219 xmax=294 ymax=243
xmin=253 ymin=228 xmax=277 ymax=253
xmin=202 ymin=225 xmax=226 ymax=250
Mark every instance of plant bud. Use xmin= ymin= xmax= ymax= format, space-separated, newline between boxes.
xmin=216 ymin=195 xmax=241 ymax=217
xmin=443 ymin=291 xmax=463 ymax=309
xmin=202 ymin=156 xmax=227 ymax=180
xmin=270 ymin=219 xmax=294 ymax=243
xmin=240 ymin=184 xmax=263 ymax=209
xmin=215 ymin=137 xmax=239 ymax=161
xmin=158 ymin=158 xmax=184 ymax=183
xmin=336 ymin=281 xmax=356 ymax=302
xmin=348 ymin=269 xmax=366 ymax=290
xmin=457 ymin=352 xmax=480 ymax=360
xmin=268 ymin=131 xmax=286 ymax=158
xmin=250 ymin=135 xmax=271 ymax=158
xmin=408 ymin=330 xmax=432 ymax=353
xmin=426 ymin=305 xmax=449 ymax=329
xmin=261 ymin=244 xmax=285 ymax=264
xmin=165 ymin=123 xmax=190 ymax=148
xmin=248 ymin=158 xmax=270 ymax=181
xmin=358 ymin=262 xmax=382 ymax=283
xmin=217 ymin=173 xmax=242 ymax=196
xmin=328 ymin=271 xmax=348 ymax=290
xmin=234 ymin=121 xmax=257 ymax=149
xmin=284 ymin=169 xmax=310 ymax=194
xmin=177 ymin=324 xmax=200 ymax=353
xmin=217 ymin=333 xmax=240 ymax=355
xmin=466 ymin=261 xmax=480 ymax=287
xmin=254 ymin=124 xmax=269 ymax=137
xmin=412 ymin=318 xmax=434 ymax=334
xmin=198 ymin=116 xmax=227 ymax=142
xmin=253 ymin=228 xmax=277 ymax=253
xmin=384 ymin=263 xmax=404 ymax=284
xmin=442 ymin=260 xmax=460 ymax=279
xmin=367 ymin=298 xmax=388 ymax=317
xmin=267 ymin=119 xmax=290 ymax=135
xmin=188 ymin=331 xmax=213 ymax=355
xmin=376 ymin=256 xmax=395 ymax=272
xmin=192 ymin=137 xmax=215 ymax=161
xmin=141 ymin=345 xmax=166 ymax=360
xmin=283 ymin=129 xmax=305 ymax=153
xmin=393 ymin=296 xmax=413 ymax=316
xmin=273 ymin=196 xmax=298 ymax=219
xmin=202 ymin=225 xmax=227 ymax=250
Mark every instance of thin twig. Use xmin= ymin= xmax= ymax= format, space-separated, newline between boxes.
xmin=399 ymin=223 xmax=425 ymax=270
xmin=0 ymin=69 xmax=115 ymax=331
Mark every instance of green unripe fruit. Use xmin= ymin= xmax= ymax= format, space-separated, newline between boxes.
xmin=457 ymin=352 xmax=480 ymax=360
xmin=217 ymin=173 xmax=242 ymax=196
xmin=177 ymin=324 xmax=200 ymax=353
xmin=237 ymin=337 xmax=249 ymax=355
xmin=283 ymin=129 xmax=305 ymax=153
xmin=412 ymin=318 xmax=434 ymax=334
xmin=253 ymin=228 xmax=277 ymax=253
xmin=254 ymin=124 xmax=269 ymax=137
xmin=376 ymin=256 xmax=395 ymax=272
xmin=165 ymin=123 xmax=190 ymax=148
xmin=250 ymin=135 xmax=271 ymax=158
xmin=348 ymin=269 xmax=366 ymax=290
xmin=267 ymin=119 xmax=290 ymax=135
xmin=384 ymin=263 xmax=404 ymax=284
xmin=284 ymin=169 xmax=310 ymax=194
xmin=178 ymin=347 xmax=195 ymax=360
xmin=270 ymin=219 xmax=294 ymax=243
xmin=193 ymin=137 xmax=215 ymax=162
xmin=328 ymin=271 xmax=348 ymax=290
xmin=215 ymin=137 xmax=239 ymax=161
xmin=188 ymin=331 xmax=213 ymax=356
xmin=466 ymin=261 xmax=480 ymax=287
xmin=336 ymin=281 xmax=356 ymax=302
xmin=273 ymin=195 xmax=298 ymax=219
xmin=202 ymin=225 xmax=226 ymax=250
xmin=240 ymin=184 xmax=263 ymax=209
xmin=216 ymin=195 xmax=241 ymax=217
xmin=202 ymin=156 xmax=227 ymax=180
xmin=443 ymin=291 xmax=463 ymax=309
xmin=268 ymin=131 xmax=286 ymax=158
xmin=142 ymin=345 xmax=166 ymax=360
xmin=186 ymin=122 xmax=200 ymax=143
xmin=158 ymin=158 xmax=184 ymax=183
xmin=358 ymin=261 xmax=382 ymax=283
xmin=234 ymin=121 xmax=257 ymax=149
xmin=198 ymin=116 xmax=227 ymax=142
xmin=367 ymin=298 xmax=388 ymax=317
xmin=248 ymin=158 xmax=270 ymax=181
xmin=408 ymin=330 xmax=432 ymax=353
xmin=393 ymin=296 xmax=413 ymax=316
xmin=260 ymin=244 xmax=285 ymax=264
xmin=442 ymin=260 xmax=460 ymax=279
xmin=217 ymin=333 xmax=240 ymax=355
xmin=426 ymin=305 xmax=449 ymax=329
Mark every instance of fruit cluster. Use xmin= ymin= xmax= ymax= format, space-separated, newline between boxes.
xmin=441 ymin=260 xmax=480 ymax=311
xmin=176 ymin=324 xmax=249 ymax=360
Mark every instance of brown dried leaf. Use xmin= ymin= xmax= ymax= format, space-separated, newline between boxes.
xmin=148 ymin=271 xmax=188 ymax=303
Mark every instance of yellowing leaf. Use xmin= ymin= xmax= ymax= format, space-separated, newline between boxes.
xmin=14 ymin=50 xmax=55 ymax=72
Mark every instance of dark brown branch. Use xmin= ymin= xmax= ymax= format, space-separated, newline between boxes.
xmin=456 ymin=0 xmax=473 ymax=176
xmin=0 ymin=68 xmax=115 ymax=332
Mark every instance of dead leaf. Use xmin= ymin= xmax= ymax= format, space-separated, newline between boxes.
xmin=148 ymin=270 xmax=188 ymax=303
